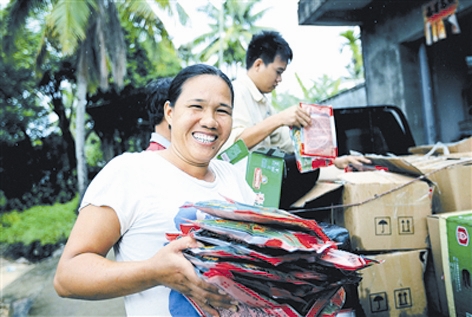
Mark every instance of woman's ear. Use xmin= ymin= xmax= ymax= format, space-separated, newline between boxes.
xmin=164 ymin=101 xmax=173 ymax=126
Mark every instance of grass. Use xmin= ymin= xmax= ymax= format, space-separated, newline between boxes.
xmin=0 ymin=195 xmax=78 ymax=246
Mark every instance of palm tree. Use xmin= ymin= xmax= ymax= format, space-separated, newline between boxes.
xmin=340 ymin=29 xmax=363 ymax=81
xmin=295 ymin=73 xmax=342 ymax=104
xmin=190 ymin=0 xmax=268 ymax=79
xmin=3 ymin=0 xmax=185 ymax=198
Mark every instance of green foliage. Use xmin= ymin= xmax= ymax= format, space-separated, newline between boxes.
xmin=85 ymin=131 xmax=105 ymax=167
xmin=47 ymin=0 xmax=94 ymax=55
xmin=0 ymin=39 xmax=50 ymax=145
xmin=0 ymin=191 xmax=6 ymax=210
xmin=297 ymin=73 xmax=343 ymax=103
xmin=0 ymin=196 xmax=78 ymax=246
xmin=271 ymin=90 xmax=300 ymax=111
xmin=340 ymin=28 xmax=363 ymax=80
xmin=124 ymin=31 xmax=181 ymax=87
xmin=190 ymin=0 xmax=267 ymax=75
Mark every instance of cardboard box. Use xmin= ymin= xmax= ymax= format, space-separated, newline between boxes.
xmin=218 ymin=140 xmax=285 ymax=208
xmin=408 ymin=136 xmax=472 ymax=155
xmin=218 ymin=138 xmax=250 ymax=166
xmin=426 ymin=214 xmax=449 ymax=316
xmin=364 ymin=154 xmax=472 ymax=213
xmin=246 ymin=148 xmax=284 ymax=208
xmin=427 ymin=211 xmax=472 ymax=317
xmin=334 ymin=171 xmax=432 ymax=251
xmin=357 ymin=249 xmax=429 ymax=317
xmin=403 ymin=156 xmax=472 ymax=213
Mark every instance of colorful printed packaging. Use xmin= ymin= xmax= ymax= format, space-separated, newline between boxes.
xmin=168 ymin=198 xmax=381 ymax=316
xmin=290 ymin=103 xmax=337 ymax=173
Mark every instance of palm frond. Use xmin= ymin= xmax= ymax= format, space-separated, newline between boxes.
xmin=2 ymin=0 xmax=46 ymax=54
xmin=46 ymin=0 xmax=94 ymax=55
xmin=104 ymin=0 xmax=126 ymax=87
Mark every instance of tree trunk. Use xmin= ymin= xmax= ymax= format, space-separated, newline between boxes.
xmin=101 ymin=133 xmax=116 ymax=163
xmin=52 ymin=96 xmax=76 ymax=170
xmin=75 ymin=72 xmax=88 ymax=199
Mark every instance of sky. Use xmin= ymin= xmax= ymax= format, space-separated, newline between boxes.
xmin=159 ymin=0 xmax=357 ymax=98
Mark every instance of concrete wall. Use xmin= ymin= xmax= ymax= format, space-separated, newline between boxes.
xmin=360 ymin=2 xmax=472 ymax=144
xmin=360 ymin=3 xmax=427 ymax=144
xmin=321 ymin=83 xmax=367 ymax=108
xmin=428 ymin=28 xmax=471 ymax=142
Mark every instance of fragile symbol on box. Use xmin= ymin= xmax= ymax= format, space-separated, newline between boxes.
xmin=375 ymin=217 xmax=391 ymax=235
xmin=369 ymin=292 xmax=388 ymax=312
xmin=398 ymin=216 xmax=415 ymax=235
xmin=394 ymin=288 xmax=413 ymax=309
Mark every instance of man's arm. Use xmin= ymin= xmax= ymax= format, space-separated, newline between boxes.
xmin=236 ymin=105 xmax=311 ymax=150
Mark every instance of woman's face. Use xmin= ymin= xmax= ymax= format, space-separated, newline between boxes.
xmin=165 ymin=74 xmax=233 ymax=167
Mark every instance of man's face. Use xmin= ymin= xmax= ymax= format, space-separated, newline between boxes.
xmin=253 ymin=54 xmax=288 ymax=94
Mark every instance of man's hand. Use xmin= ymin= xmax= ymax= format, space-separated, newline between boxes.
xmin=334 ymin=155 xmax=372 ymax=169
xmin=276 ymin=105 xmax=311 ymax=128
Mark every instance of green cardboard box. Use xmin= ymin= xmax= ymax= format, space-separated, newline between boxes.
xmin=217 ymin=139 xmax=249 ymax=165
xmin=444 ymin=211 xmax=472 ymax=317
xmin=427 ymin=210 xmax=472 ymax=317
xmin=218 ymin=140 xmax=285 ymax=208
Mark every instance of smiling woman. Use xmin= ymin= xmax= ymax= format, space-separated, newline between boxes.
xmin=160 ymin=64 xmax=235 ymax=179
xmin=53 ymin=64 xmax=256 ymax=317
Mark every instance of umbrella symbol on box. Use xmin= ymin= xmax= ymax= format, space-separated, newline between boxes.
xmin=379 ymin=220 xmax=388 ymax=233
xmin=374 ymin=295 xmax=384 ymax=310
xmin=370 ymin=292 xmax=388 ymax=312
xmin=375 ymin=217 xmax=391 ymax=235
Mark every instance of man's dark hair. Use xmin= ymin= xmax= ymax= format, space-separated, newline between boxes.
xmin=146 ymin=77 xmax=173 ymax=127
xmin=245 ymin=30 xmax=293 ymax=70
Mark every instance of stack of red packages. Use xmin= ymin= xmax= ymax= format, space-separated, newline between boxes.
xmin=168 ymin=198 xmax=380 ymax=317
xmin=290 ymin=103 xmax=338 ymax=173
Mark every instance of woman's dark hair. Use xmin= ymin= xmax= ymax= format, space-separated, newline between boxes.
xmin=246 ymin=30 xmax=293 ymax=69
xmin=167 ymin=64 xmax=234 ymax=107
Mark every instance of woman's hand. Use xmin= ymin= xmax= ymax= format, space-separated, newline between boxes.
xmin=150 ymin=235 xmax=238 ymax=316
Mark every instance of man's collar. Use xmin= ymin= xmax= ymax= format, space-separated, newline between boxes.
xmin=241 ymin=72 xmax=266 ymax=103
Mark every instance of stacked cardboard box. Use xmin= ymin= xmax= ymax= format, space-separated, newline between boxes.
xmin=219 ymin=136 xmax=472 ymax=315
xmin=325 ymin=169 xmax=432 ymax=316
xmin=427 ymin=210 xmax=472 ymax=317
xmin=334 ymin=143 xmax=472 ymax=317
xmin=402 ymin=154 xmax=472 ymax=213
xmin=408 ymin=136 xmax=472 ymax=155
xmin=356 ymin=249 xmax=429 ymax=317
xmin=333 ymin=171 xmax=432 ymax=252
xmin=399 ymin=148 xmax=472 ymax=315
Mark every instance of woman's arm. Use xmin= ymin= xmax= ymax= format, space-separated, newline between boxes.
xmin=54 ymin=205 xmax=238 ymax=314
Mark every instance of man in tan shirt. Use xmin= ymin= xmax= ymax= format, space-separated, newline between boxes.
xmin=226 ymin=31 xmax=369 ymax=208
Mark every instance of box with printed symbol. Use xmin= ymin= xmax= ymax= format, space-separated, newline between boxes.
xmin=333 ymin=171 xmax=432 ymax=251
xmin=357 ymin=249 xmax=428 ymax=317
